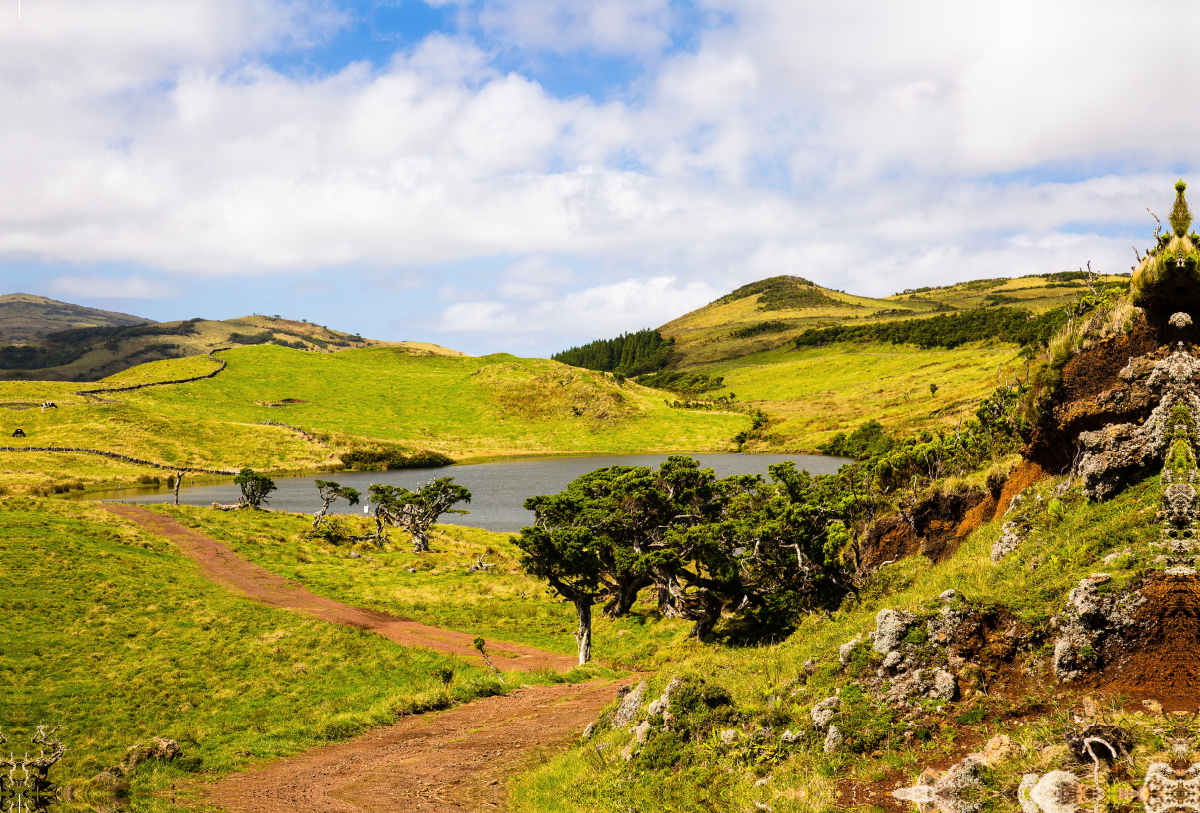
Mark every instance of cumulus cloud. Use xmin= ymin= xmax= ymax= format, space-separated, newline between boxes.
xmin=438 ymin=275 xmax=721 ymax=348
xmin=49 ymin=275 xmax=175 ymax=299
xmin=0 ymin=0 xmax=1195 ymax=350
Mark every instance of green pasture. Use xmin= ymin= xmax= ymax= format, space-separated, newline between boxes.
xmin=159 ymin=505 xmax=692 ymax=669
xmin=115 ymin=346 xmax=748 ymax=459
xmin=0 ymin=499 xmax=622 ymax=807
xmin=691 ymin=340 xmax=1023 ymax=450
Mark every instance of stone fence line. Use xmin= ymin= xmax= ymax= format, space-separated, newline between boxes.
xmin=0 ymin=445 xmax=236 ymax=475
xmin=76 ymin=350 xmax=228 ymax=398
xmin=256 ymin=420 xmax=325 ymax=444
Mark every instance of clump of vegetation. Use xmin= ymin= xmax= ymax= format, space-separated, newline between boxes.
xmin=818 ymin=418 xmax=894 ymax=459
xmin=729 ymin=320 xmax=792 ymax=339
xmin=635 ymin=370 xmax=725 ymax=395
xmin=227 ymin=331 xmax=274 ymax=345
xmin=552 ymin=328 xmax=674 ymax=375
xmin=234 ymin=467 xmax=276 ymax=508
xmin=714 ymin=276 xmax=853 ymax=311
xmin=515 ymin=456 xmax=868 ymax=663
xmin=339 ymin=448 xmax=453 ymax=470
xmin=793 ymin=306 xmax=1069 ymax=351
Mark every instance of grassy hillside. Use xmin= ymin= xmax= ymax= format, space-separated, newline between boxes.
xmin=1 ymin=499 xmax=611 ymax=804
xmin=698 ymin=340 xmax=1023 ymax=452
xmin=510 ymin=469 xmax=1159 ymax=813
xmin=0 ymin=346 xmax=749 ymax=494
xmin=114 ymin=346 xmax=747 ymax=460
xmin=660 ymin=272 xmax=1125 ymax=367
xmin=0 ymin=309 xmax=462 ymax=383
xmin=0 ymin=293 xmax=151 ymax=343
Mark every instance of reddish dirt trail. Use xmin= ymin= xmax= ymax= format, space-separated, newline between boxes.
xmin=103 ymin=504 xmax=577 ymax=672
xmin=208 ymin=679 xmax=629 ymax=812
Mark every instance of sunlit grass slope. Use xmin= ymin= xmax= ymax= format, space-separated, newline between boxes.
xmin=692 ymin=340 xmax=1023 ymax=451
xmin=119 ymin=346 xmax=748 ymax=459
xmin=0 ymin=500 xmax=529 ymax=801
xmin=660 ymin=273 xmax=1125 ymax=367
xmin=510 ymin=471 xmax=1158 ymax=813
xmin=160 ymin=505 xmax=691 ymax=667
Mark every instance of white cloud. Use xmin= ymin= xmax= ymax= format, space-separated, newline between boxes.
xmin=49 ymin=275 xmax=175 ymax=299
xmin=1 ymin=0 xmax=1197 ymax=349
xmin=438 ymin=275 xmax=721 ymax=348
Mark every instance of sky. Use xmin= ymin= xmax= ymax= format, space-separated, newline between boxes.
xmin=0 ymin=1 xmax=1196 ymax=356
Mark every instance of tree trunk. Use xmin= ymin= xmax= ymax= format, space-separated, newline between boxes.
xmin=173 ymin=471 xmax=183 ymax=506
xmin=573 ymin=599 xmax=593 ymax=665
xmin=603 ymin=573 xmax=653 ymax=618
xmin=312 ymin=497 xmax=332 ymax=529
xmin=411 ymin=529 xmax=430 ymax=553
xmin=685 ymin=589 xmax=723 ymax=642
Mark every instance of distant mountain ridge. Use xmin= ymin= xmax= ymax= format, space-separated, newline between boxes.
xmin=0 ymin=294 xmax=465 ymax=382
xmin=0 ymin=293 xmax=153 ymax=343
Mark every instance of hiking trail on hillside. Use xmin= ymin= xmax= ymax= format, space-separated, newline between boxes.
xmin=104 ymin=504 xmax=627 ymax=812
xmin=102 ymin=504 xmax=577 ymax=672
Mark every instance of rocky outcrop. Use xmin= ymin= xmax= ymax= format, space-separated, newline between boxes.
xmin=1052 ymin=574 xmax=1145 ymax=682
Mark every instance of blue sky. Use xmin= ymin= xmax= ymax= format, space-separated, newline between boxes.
xmin=0 ymin=1 xmax=1196 ymax=355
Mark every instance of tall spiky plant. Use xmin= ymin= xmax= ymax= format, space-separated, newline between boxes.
xmin=1171 ymin=179 xmax=1192 ymax=237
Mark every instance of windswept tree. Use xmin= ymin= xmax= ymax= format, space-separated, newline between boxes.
xmin=513 ymin=523 xmax=603 ymax=665
xmin=516 ymin=456 xmax=866 ymax=658
xmin=312 ymin=480 xmax=361 ymax=528
xmin=367 ymin=478 xmax=471 ymax=552
xmin=234 ymin=468 xmax=276 ymax=508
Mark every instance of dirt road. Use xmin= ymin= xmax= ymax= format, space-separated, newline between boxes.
xmin=104 ymin=503 xmax=577 ymax=672
xmin=209 ymin=678 xmax=627 ymax=812
xmin=104 ymin=504 xmax=627 ymax=811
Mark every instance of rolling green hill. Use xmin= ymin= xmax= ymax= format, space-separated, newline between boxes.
xmin=0 ymin=293 xmax=152 ymax=343
xmin=659 ymin=271 xmax=1126 ymax=367
xmin=0 ymin=345 xmax=749 ymax=494
xmin=0 ymin=305 xmax=463 ymax=383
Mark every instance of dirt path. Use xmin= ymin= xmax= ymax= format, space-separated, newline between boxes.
xmin=208 ymin=678 xmax=629 ymax=812
xmin=103 ymin=504 xmax=578 ymax=672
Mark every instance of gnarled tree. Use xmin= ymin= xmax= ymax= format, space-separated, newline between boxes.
xmin=367 ymin=478 xmax=471 ymax=552
xmin=312 ymin=480 xmax=361 ymax=528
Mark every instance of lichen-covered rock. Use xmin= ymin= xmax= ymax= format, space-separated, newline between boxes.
xmin=823 ymin=725 xmax=842 ymax=753
xmin=612 ymin=682 xmax=646 ymax=728
xmin=991 ymin=521 xmax=1024 ymax=562
xmin=810 ymin=696 xmax=839 ymax=729
xmin=634 ymin=720 xmax=651 ymax=744
xmin=1053 ymin=574 xmax=1144 ymax=682
xmin=930 ymin=668 xmax=958 ymax=701
xmin=781 ymin=729 xmax=799 ymax=743
xmin=720 ymin=728 xmax=738 ymax=745
xmin=874 ymin=608 xmax=916 ymax=654
xmin=838 ymin=634 xmax=863 ymax=664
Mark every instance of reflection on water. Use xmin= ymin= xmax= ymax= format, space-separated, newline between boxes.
xmin=85 ymin=453 xmax=849 ymax=532
xmin=2 ymin=726 xmax=63 ymax=813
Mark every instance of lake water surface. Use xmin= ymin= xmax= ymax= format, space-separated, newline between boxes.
xmin=87 ymin=453 xmax=849 ymax=532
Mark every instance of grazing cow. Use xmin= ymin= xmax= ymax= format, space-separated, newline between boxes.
xmin=12 ymin=428 xmax=25 ymax=437
xmin=40 ymin=402 xmax=57 ymax=411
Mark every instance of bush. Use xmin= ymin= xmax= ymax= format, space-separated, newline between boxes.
xmin=339 ymin=448 xmax=453 ymax=471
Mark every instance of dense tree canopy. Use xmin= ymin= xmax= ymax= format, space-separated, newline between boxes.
xmin=551 ymin=328 xmax=674 ymax=375
xmin=234 ymin=468 xmax=276 ymax=508
xmin=793 ymin=306 xmax=1070 ymax=351
xmin=514 ymin=456 xmax=867 ymax=663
